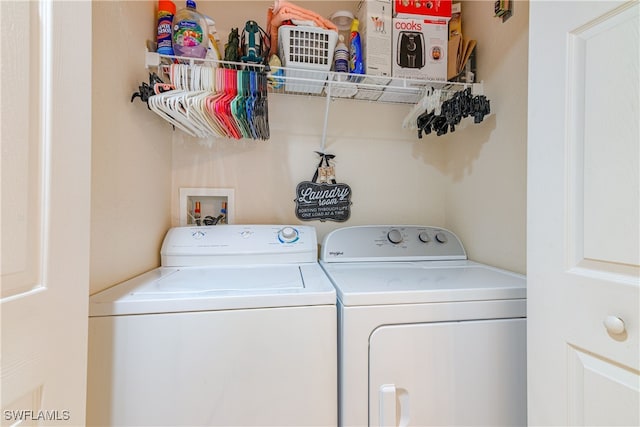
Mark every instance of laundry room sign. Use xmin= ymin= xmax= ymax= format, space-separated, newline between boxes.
xmin=295 ymin=152 xmax=352 ymax=222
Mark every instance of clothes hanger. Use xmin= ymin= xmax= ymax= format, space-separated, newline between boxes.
xmin=415 ymin=86 xmax=490 ymax=138
xmin=403 ymin=86 xmax=438 ymax=129
xmin=183 ymin=65 xmax=225 ymax=138
xmin=257 ymin=71 xmax=270 ymax=140
xmin=231 ymin=70 xmax=251 ymax=139
xmin=204 ymin=68 xmax=230 ymax=137
xmin=246 ymin=71 xmax=259 ymax=140
xmin=150 ymin=89 xmax=200 ymax=137
xmin=149 ymin=62 xmax=272 ymax=141
xmin=169 ymin=64 xmax=216 ymax=137
xmin=252 ymin=71 xmax=270 ymax=140
xmin=216 ymin=68 xmax=242 ymax=139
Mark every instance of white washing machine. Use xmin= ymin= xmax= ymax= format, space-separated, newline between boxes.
xmin=87 ymin=225 xmax=337 ymax=427
xmin=320 ymin=225 xmax=526 ymax=427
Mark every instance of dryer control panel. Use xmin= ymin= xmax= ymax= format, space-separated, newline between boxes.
xmin=161 ymin=225 xmax=317 ymax=267
xmin=320 ymin=225 xmax=467 ymax=262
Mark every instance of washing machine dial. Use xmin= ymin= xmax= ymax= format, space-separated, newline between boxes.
xmin=418 ymin=231 xmax=431 ymax=243
xmin=278 ymin=227 xmax=299 ymax=243
xmin=387 ymin=229 xmax=403 ymax=244
xmin=435 ymin=232 xmax=448 ymax=243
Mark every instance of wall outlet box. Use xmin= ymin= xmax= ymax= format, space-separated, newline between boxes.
xmin=179 ymin=188 xmax=235 ymax=226
xmin=392 ymin=15 xmax=449 ymax=81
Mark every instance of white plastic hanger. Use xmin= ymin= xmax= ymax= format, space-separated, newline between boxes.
xmin=403 ymin=87 xmax=442 ymax=130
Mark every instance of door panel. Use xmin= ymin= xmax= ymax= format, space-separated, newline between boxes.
xmin=1 ymin=1 xmax=91 ymax=424
xmin=0 ymin=0 xmax=43 ymax=300
xmin=568 ymin=347 xmax=640 ymax=426
xmin=568 ymin=1 xmax=639 ymax=268
xmin=528 ymin=1 xmax=639 ymax=425
xmin=369 ymin=319 xmax=526 ymax=427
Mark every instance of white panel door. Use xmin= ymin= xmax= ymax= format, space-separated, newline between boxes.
xmin=528 ymin=1 xmax=639 ymax=425
xmin=1 ymin=1 xmax=91 ymax=425
xmin=369 ymin=319 xmax=527 ymax=427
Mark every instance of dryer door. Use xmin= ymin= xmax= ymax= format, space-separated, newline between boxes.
xmin=369 ymin=318 xmax=526 ymax=427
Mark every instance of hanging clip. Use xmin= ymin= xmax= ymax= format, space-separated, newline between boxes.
xmin=131 ymin=72 xmax=166 ymax=109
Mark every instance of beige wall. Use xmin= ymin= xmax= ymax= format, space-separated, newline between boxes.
xmin=170 ymin=0 xmax=448 ymax=241
xmin=90 ymin=1 xmax=172 ymax=294
xmin=444 ymin=0 xmax=529 ymax=273
xmin=90 ymin=0 xmax=528 ymax=294
xmin=171 ymin=94 xmax=449 ymax=238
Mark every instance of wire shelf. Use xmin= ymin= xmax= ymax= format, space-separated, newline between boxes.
xmin=145 ymin=51 xmax=477 ymax=106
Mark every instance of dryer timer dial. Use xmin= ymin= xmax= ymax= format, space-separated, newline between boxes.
xmin=387 ymin=229 xmax=403 ymax=244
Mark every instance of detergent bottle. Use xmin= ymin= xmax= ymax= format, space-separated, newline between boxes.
xmin=348 ymin=18 xmax=364 ymax=79
xmin=172 ymin=0 xmax=209 ymax=58
xmin=156 ymin=0 xmax=176 ymax=55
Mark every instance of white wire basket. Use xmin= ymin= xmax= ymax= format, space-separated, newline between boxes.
xmin=278 ymin=25 xmax=338 ymax=94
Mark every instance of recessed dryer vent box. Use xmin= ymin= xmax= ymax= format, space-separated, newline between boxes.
xmin=179 ymin=188 xmax=235 ymax=226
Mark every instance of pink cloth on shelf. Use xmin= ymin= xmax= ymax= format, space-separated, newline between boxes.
xmin=266 ymin=0 xmax=338 ymax=56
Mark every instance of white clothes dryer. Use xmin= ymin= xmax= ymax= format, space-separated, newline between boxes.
xmin=320 ymin=225 xmax=526 ymax=427
xmin=87 ymin=225 xmax=336 ymax=427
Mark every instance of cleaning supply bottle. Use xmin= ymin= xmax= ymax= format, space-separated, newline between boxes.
xmin=204 ymin=15 xmax=223 ymax=61
xmin=172 ymin=0 xmax=209 ymax=58
xmin=348 ymin=18 xmax=364 ymax=80
xmin=218 ymin=202 xmax=227 ymax=224
xmin=194 ymin=201 xmax=201 ymax=225
xmin=333 ymin=35 xmax=349 ymax=73
xmin=157 ymin=0 xmax=176 ymax=55
xmin=268 ymin=54 xmax=284 ymax=89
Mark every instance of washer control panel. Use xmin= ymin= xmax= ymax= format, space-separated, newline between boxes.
xmin=161 ymin=225 xmax=316 ymax=266
xmin=321 ymin=225 xmax=467 ymax=262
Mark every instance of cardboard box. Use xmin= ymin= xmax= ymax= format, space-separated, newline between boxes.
xmin=394 ymin=0 xmax=452 ymax=18
xmin=449 ymin=2 xmax=462 ymax=38
xmin=392 ymin=16 xmax=448 ymax=81
xmin=357 ymin=0 xmax=393 ymax=78
xmin=447 ymin=34 xmax=476 ymax=80
xmin=446 ymin=2 xmax=476 ymax=82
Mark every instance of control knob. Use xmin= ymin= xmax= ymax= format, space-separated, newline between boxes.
xmin=435 ymin=232 xmax=448 ymax=244
xmin=387 ymin=229 xmax=403 ymax=244
xmin=418 ymin=232 xmax=431 ymax=243
xmin=191 ymin=230 xmax=206 ymax=240
xmin=278 ymin=227 xmax=299 ymax=243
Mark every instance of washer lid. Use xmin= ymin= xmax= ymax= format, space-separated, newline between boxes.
xmin=89 ymin=263 xmax=335 ymax=316
xmin=320 ymin=260 xmax=526 ymax=306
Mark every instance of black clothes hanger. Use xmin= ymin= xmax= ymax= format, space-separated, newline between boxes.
xmin=416 ymin=87 xmax=491 ymax=139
